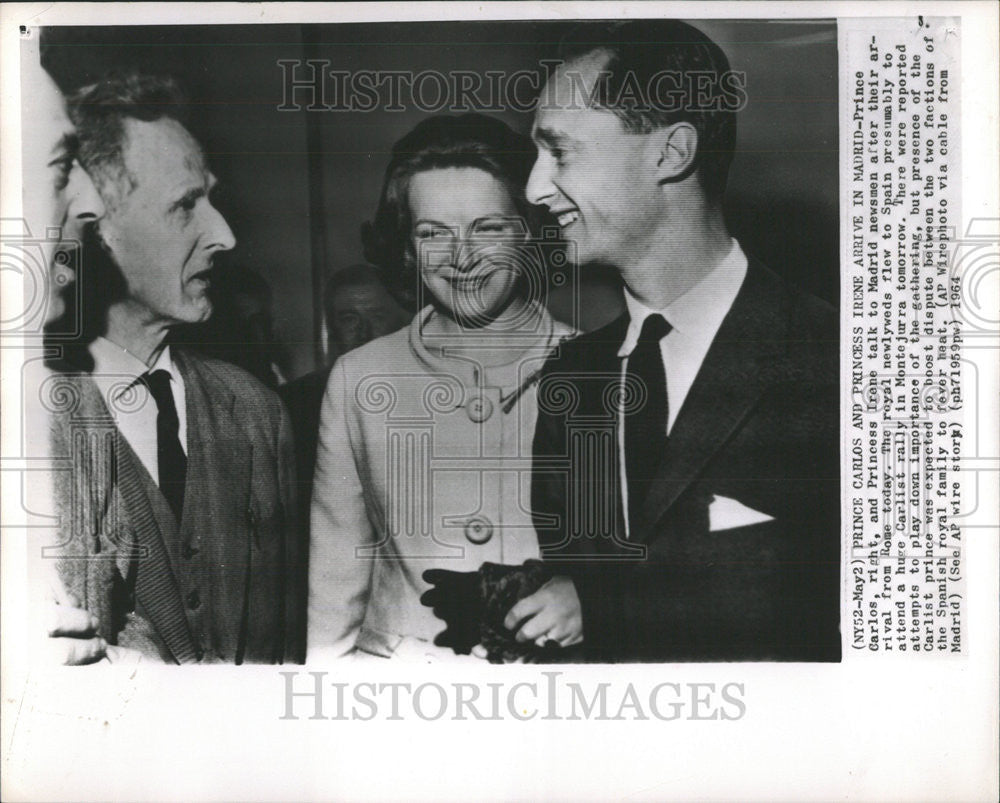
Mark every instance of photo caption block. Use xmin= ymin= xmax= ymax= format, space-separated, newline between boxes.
xmin=842 ymin=17 xmax=964 ymax=655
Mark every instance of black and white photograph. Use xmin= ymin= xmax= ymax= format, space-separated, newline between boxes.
xmin=1 ymin=3 xmax=996 ymax=801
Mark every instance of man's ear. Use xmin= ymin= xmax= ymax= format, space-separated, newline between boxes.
xmin=653 ymin=122 xmax=698 ymax=185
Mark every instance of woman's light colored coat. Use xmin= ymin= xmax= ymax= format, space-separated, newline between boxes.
xmin=308 ymin=303 xmax=574 ymax=659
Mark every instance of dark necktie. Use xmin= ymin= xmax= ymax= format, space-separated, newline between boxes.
xmin=624 ymin=313 xmax=671 ymax=530
xmin=140 ymin=369 xmax=187 ymax=522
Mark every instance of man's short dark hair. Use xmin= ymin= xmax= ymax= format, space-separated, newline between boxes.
xmin=68 ymin=72 xmax=187 ymax=200
xmin=557 ymin=19 xmax=738 ymax=199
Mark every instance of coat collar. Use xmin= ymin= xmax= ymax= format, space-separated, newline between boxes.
xmin=172 ymin=349 xmax=238 ymax=429
xmin=171 ymin=349 xmax=253 ymax=525
xmin=407 ymin=301 xmax=576 ymax=396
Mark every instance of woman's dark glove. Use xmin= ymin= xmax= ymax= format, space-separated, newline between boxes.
xmin=422 ymin=561 xmax=566 ymax=663
xmin=420 ymin=569 xmax=483 ymax=654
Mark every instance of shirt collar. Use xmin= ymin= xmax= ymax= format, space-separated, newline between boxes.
xmin=618 ymin=240 xmax=748 ymax=357
xmin=89 ymin=336 xmax=174 ymax=398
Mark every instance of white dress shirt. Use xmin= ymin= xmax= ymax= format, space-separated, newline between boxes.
xmin=617 ymin=240 xmax=748 ymax=533
xmin=88 ymin=336 xmax=188 ymax=485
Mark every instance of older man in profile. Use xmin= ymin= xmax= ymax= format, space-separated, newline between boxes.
xmin=44 ymin=72 xmax=299 ymax=664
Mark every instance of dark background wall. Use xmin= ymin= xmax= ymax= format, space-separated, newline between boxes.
xmin=44 ymin=19 xmax=838 ymax=381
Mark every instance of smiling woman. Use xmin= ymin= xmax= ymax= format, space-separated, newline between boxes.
xmin=409 ymin=167 xmax=526 ymax=328
xmin=308 ymin=114 xmax=576 ymax=662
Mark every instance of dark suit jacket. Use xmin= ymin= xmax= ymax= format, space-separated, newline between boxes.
xmin=278 ymin=366 xmax=331 ymax=517
xmin=531 ymin=259 xmax=841 ymax=662
xmin=277 ymin=364 xmax=331 ymax=656
xmin=47 ymin=349 xmax=302 ymax=663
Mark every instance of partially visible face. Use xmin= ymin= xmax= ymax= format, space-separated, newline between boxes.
xmin=21 ymin=64 xmax=105 ymax=322
xmin=95 ymin=117 xmax=235 ymax=327
xmin=328 ymin=281 xmax=408 ymax=355
xmin=526 ymin=51 xmax=663 ymax=270
xmin=409 ymin=167 xmax=526 ymax=324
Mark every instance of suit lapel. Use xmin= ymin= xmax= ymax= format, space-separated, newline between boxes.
xmin=573 ymin=315 xmax=632 ymax=554
xmin=113 ymin=424 xmax=199 ymax=664
xmin=596 ymin=316 xmax=631 ymax=546
xmin=49 ymin=369 xmax=198 ymax=658
xmin=173 ymin=351 xmax=254 ymax=655
xmin=632 ymin=260 xmax=788 ymax=541
xmin=173 ymin=351 xmax=253 ymax=537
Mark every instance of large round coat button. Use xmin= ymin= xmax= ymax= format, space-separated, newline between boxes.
xmin=466 ymin=395 xmax=493 ymax=423
xmin=464 ymin=516 xmax=494 ymax=544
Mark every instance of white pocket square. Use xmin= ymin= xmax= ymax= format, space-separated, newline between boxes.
xmin=708 ymin=495 xmax=775 ymax=531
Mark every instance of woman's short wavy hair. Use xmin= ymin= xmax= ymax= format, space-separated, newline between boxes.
xmin=362 ymin=113 xmax=544 ymax=308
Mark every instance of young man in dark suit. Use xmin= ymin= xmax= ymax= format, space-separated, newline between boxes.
xmin=46 ymin=73 xmax=300 ymax=664
xmin=504 ymin=20 xmax=841 ymax=661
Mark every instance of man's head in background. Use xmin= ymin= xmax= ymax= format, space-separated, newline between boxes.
xmin=67 ymin=73 xmax=235 ymax=354
xmin=21 ymin=40 xmax=105 ymax=324
xmin=323 ymin=263 xmax=409 ymax=362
